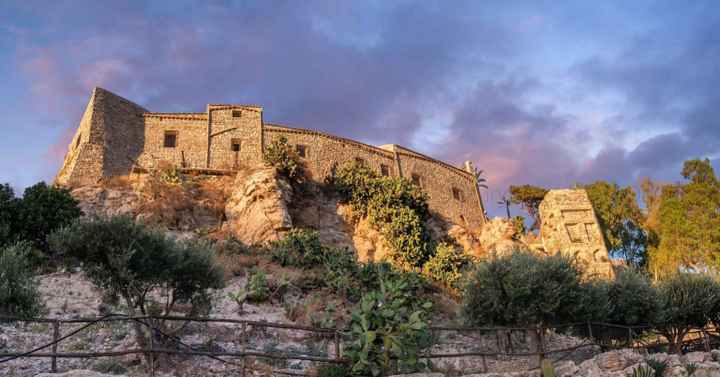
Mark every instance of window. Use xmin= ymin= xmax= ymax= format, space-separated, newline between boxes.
xmin=452 ymin=187 xmax=463 ymax=201
xmin=164 ymin=131 xmax=177 ymax=148
xmin=231 ymin=139 xmax=241 ymax=152
xmin=411 ymin=173 xmax=423 ymax=188
xmin=296 ymin=144 xmax=306 ymax=158
xmin=232 ymin=110 xmax=242 ymax=118
xmin=380 ymin=164 xmax=390 ymax=176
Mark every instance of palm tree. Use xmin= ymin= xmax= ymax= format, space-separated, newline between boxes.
xmin=497 ymin=195 xmax=511 ymax=219
xmin=474 ymin=168 xmax=488 ymax=190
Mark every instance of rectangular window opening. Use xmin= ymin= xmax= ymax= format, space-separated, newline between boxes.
xmin=232 ymin=110 xmax=242 ymax=118
xmin=296 ymin=144 xmax=307 ymax=158
xmin=164 ymin=131 xmax=178 ymax=148
xmin=452 ymin=187 xmax=463 ymax=201
xmin=380 ymin=164 xmax=390 ymax=176
xmin=231 ymin=139 xmax=241 ymax=152
xmin=411 ymin=173 xmax=423 ymax=188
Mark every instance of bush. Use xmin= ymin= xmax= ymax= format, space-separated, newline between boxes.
xmin=317 ymin=364 xmax=351 ymax=377
xmin=270 ymin=228 xmax=325 ymax=268
xmin=654 ymin=273 xmax=720 ymax=353
xmin=345 ymin=277 xmax=433 ymax=376
xmin=246 ymin=268 xmax=270 ymax=303
xmin=462 ymin=251 xmax=588 ymax=327
xmin=333 ymin=161 xmax=433 ymax=270
xmin=18 ymin=182 xmax=82 ymax=255
xmin=0 ymin=242 xmax=43 ymax=318
xmin=422 ymin=242 xmax=472 ymax=290
xmin=49 ymin=216 xmax=224 ymax=360
xmin=264 ymin=136 xmax=304 ymax=180
xmin=607 ymin=270 xmax=661 ymax=326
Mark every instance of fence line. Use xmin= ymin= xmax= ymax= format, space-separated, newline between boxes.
xmin=1 ymin=314 xmax=718 ymax=376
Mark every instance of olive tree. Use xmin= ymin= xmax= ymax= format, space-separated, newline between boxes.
xmin=49 ymin=216 xmax=224 ymax=364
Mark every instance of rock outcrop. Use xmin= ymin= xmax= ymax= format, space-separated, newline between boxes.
xmin=539 ymin=189 xmax=615 ymax=279
xmin=224 ymin=167 xmax=293 ymax=245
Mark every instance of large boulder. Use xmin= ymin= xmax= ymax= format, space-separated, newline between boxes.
xmin=224 ymin=168 xmax=293 ymax=245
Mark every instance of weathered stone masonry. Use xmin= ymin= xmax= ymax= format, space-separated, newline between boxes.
xmin=56 ymin=88 xmax=486 ymax=228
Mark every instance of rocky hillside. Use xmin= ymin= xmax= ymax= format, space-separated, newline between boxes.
xmin=69 ymin=167 xmax=516 ymax=262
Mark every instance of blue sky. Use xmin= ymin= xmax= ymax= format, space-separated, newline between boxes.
xmin=1 ymin=1 xmax=718 ymax=214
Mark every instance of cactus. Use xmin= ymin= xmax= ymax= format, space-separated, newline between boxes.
xmin=541 ymin=359 xmax=556 ymax=377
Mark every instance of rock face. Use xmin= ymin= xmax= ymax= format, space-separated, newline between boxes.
xmin=224 ymin=167 xmax=293 ymax=245
xmin=476 ymin=218 xmax=529 ymax=257
xmin=35 ymin=371 xmax=126 ymax=377
xmin=539 ymin=189 xmax=614 ymax=279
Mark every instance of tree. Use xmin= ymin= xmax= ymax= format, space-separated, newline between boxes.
xmin=508 ymin=185 xmax=548 ymax=230
xmin=0 ymin=242 xmax=43 ymax=318
xmin=18 ymin=182 xmax=82 ymax=255
xmin=0 ymin=184 xmax=19 ymax=246
xmin=653 ymin=273 xmax=720 ymax=353
xmin=648 ymin=159 xmax=720 ymax=278
xmin=462 ymin=251 xmax=589 ymax=327
xmin=473 ymin=168 xmax=488 ymax=190
xmin=497 ymin=195 xmax=511 ymax=219
xmin=49 ymin=216 xmax=224 ymax=365
xmin=583 ymin=181 xmax=647 ymax=268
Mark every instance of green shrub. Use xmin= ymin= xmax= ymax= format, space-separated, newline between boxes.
xmin=345 ymin=277 xmax=433 ymax=376
xmin=317 ymin=364 xmax=351 ymax=377
xmin=49 ymin=216 xmax=224 ymax=359
xmin=462 ymin=251 xmax=588 ymax=327
xmin=246 ymin=268 xmax=270 ymax=303
xmin=578 ymin=279 xmax=611 ymax=323
xmin=422 ymin=242 xmax=472 ymax=289
xmin=607 ymin=270 xmax=661 ymax=326
xmin=654 ymin=273 xmax=720 ymax=353
xmin=0 ymin=242 xmax=43 ymax=318
xmin=18 ymin=182 xmax=82 ymax=255
xmin=92 ymin=359 xmax=128 ymax=375
xmin=333 ymin=161 xmax=433 ymax=270
xmin=270 ymin=228 xmax=325 ymax=268
xmin=264 ymin=136 xmax=304 ymax=180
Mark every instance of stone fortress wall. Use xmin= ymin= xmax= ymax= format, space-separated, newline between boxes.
xmin=56 ymin=88 xmax=487 ymax=228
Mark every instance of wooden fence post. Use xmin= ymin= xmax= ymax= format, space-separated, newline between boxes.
xmin=334 ymin=330 xmax=341 ymax=361
xmin=586 ymin=322 xmax=593 ymax=340
xmin=536 ymin=327 xmax=545 ymax=369
xmin=149 ymin=324 xmax=155 ymax=377
xmin=51 ymin=320 xmax=60 ymax=373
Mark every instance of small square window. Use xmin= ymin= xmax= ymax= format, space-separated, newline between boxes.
xmin=380 ymin=164 xmax=390 ymax=176
xmin=296 ymin=144 xmax=306 ymax=158
xmin=232 ymin=110 xmax=242 ymax=118
xmin=164 ymin=131 xmax=177 ymax=148
xmin=452 ymin=187 xmax=463 ymax=201
xmin=231 ymin=139 xmax=241 ymax=152
xmin=411 ymin=173 xmax=423 ymax=188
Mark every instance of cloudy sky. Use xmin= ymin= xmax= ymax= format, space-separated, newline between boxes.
xmin=1 ymin=1 xmax=718 ymax=214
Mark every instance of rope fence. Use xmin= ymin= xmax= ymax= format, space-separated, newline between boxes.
xmin=1 ymin=314 xmax=718 ymax=376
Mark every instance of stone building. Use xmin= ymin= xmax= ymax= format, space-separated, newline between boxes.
xmin=56 ymin=88 xmax=487 ymax=228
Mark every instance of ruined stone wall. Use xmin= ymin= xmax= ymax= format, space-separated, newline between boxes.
xmin=263 ymin=124 xmax=398 ymax=181
xmin=138 ymin=115 xmax=208 ymax=169
xmin=208 ymin=105 xmax=263 ymax=170
xmin=539 ymin=189 xmax=615 ymax=279
xmin=55 ymin=90 xmax=102 ymax=186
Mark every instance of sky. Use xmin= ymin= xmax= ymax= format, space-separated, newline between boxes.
xmin=1 ymin=0 xmax=719 ymax=216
